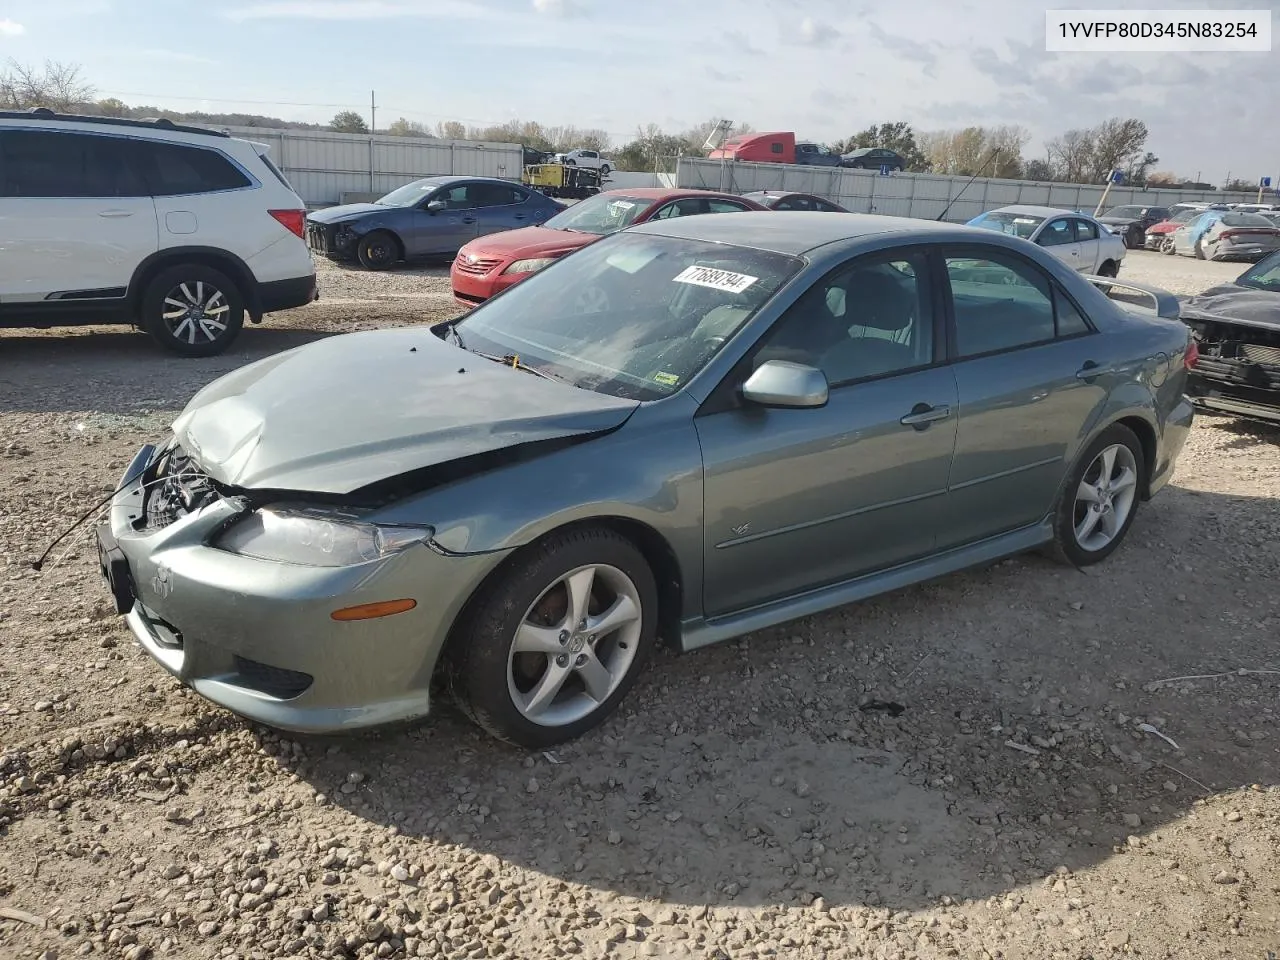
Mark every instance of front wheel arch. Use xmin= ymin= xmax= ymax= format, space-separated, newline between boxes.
xmin=442 ymin=516 xmax=686 ymax=677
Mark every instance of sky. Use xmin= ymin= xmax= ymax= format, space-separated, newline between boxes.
xmin=1 ymin=0 xmax=1276 ymax=184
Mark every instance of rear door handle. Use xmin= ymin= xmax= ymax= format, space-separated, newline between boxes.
xmin=900 ymin=403 xmax=952 ymax=428
xmin=99 ymin=209 xmax=134 ymax=218
xmin=1075 ymin=360 xmax=1112 ymax=380
xmin=462 ymin=216 xmax=477 ymax=224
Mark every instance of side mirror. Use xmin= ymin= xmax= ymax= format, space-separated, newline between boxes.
xmin=426 ymin=200 xmax=448 ymax=213
xmin=741 ymin=360 xmax=828 ymax=409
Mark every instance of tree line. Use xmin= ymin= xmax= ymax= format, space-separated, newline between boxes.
xmin=2 ymin=58 xmax=1252 ymax=190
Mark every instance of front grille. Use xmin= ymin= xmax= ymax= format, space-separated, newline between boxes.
xmin=143 ymin=444 xmax=219 ymax=530
xmin=453 ymin=257 xmax=502 ymax=277
xmin=1241 ymin=343 xmax=1280 ymax=365
xmin=232 ymin=656 xmax=313 ymax=700
xmin=306 ymin=224 xmax=330 ymax=254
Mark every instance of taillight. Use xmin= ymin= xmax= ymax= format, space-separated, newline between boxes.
xmin=1184 ymin=338 xmax=1199 ymax=370
xmin=269 ymin=209 xmax=307 ymax=239
xmin=1219 ymin=229 xmax=1239 ymax=240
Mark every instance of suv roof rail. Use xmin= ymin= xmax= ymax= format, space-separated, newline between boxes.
xmin=0 ymin=107 xmax=230 ymax=138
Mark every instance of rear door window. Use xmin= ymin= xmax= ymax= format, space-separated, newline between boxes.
xmin=141 ymin=142 xmax=253 ymax=196
xmin=1037 ymin=218 xmax=1074 ymax=247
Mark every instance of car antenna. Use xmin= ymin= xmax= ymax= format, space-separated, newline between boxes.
xmin=936 ymin=147 xmax=1002 ymax=222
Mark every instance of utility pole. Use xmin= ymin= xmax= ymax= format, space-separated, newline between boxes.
xmin=370 ymin=91 xmax=377 ymax=135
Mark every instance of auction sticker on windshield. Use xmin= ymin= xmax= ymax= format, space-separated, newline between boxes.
xmin=673 ymin=265 xmax=759 ymax=293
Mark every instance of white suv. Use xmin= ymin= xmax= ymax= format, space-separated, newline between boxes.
xmin=0 ymin=108 xmax=317 ymax=356
xmin=553 ymin=149 xmax=612 ymax=176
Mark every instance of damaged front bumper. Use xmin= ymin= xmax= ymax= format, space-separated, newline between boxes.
xmin=305 ymin=221 xmax=359 ymax=260
xmin=94 ymin=443 xmax=507 ymax=733
xmin=1184 ymin=315 xmax=1280 ymax=423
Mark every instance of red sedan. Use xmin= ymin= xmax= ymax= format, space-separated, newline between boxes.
xmin=450 ymin=188 xmax=766 ymax=307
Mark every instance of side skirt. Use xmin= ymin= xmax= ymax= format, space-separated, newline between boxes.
xmin=677 ymin=518 xmax=1055 ymax=652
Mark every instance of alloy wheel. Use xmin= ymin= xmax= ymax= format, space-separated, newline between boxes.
xmin=1073 ymin=443 xmax=1139 ymax=552
xmin=506 ymin=563 xmax=643 ymax=727
xmin=161 ymin=281 xmax=230 ymax=346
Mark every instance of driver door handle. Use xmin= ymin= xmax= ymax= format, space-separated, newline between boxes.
xmin=900 ymin=403 xmax=952 ymax=428
xmin=461 ymin=216 xmax=477 ymax=224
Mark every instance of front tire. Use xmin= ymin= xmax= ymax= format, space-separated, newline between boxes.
xmin=600 ymin=164 xmax=611 ymax=176
xmin=445 ymin=527 xmax=658 ymax=747
xmin=1162 ymin=237 xmax=1177 ymax=255
xmin=357 ymin=231 xmax=400 ymax=270
xmin=141 ymin=264 xmax=244 ymax=358
xmin=1050 ymin=424 xmax=1145 ymax=567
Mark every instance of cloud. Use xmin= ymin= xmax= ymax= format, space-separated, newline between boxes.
xmin=225 ymin=0 xmax=489 ymax=22
xmin=865 ymin=22 xmax=938 ymax=74
xmin=0 ymin=18 xmax=24 ymax=34
xmin=721 ymin=28 xmax=765 ymax=55
xmin=531 ymin=0 xmax=584 ymax=16
xmin=783 ymin=16 xmax=839 ymax=47
xmin=703 ymin=66 xmax=742 ymax=83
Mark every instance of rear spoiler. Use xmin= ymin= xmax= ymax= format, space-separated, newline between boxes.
xmin=1083 ymin=274 xmax=1181 ymax=321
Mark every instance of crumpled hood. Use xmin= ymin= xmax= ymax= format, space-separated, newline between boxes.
xmin=171 ymin=328 xmax=639 ymax=495
xmin=1181 ymin=284 xmax=1280 ymax=331
xmin=459 ymin=225 xmax=597 ymax=260
xmin=306 ymin=203 xmax=389 ymax=225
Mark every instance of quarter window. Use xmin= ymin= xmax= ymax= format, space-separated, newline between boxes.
xmin=754 ymin=253 xmax=934 ymax=385
xmin=0 ymin=130 xmax=147 ymax=198
xmin=706 ymin=199 xmax=751 ymax=213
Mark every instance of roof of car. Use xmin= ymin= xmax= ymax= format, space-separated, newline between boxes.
xmin=0 ymin=107 xmax=230 ymax=138
xmin=985 ymin=204 xmax=1090 ymax=219
xmin=627 ymin=210 xmax=963 ymax=255
xmin=599 ymin=187 xmax=741 ymax=200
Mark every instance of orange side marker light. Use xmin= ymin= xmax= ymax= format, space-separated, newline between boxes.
xmin=330 ymin=599 xmax=418 ymax=621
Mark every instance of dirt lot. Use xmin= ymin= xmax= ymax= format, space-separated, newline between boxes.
xmin=2 ymin=250 xmax=1278 ymax=960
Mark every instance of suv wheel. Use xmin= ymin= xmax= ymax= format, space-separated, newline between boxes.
xmin=142 ymin=265 xmax=244 ymax=357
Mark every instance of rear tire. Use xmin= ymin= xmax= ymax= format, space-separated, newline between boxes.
xmin=445 ymin=527 xmax=658 ymax=748
xmin=1097 ymin=260 xmax=1119 ymax=278
xmin=1194 ymin=239 xmax=1207 ymax=260
xmin=357 ymin=231 xmax=400 ymax=271
xmin=141 ymin=264 xmax=244 ymax=358
xmin=1049 ymin=424 xmax=1145 ymax=568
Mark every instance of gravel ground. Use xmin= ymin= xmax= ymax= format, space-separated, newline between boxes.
xmin=2 ymin=249 xmax=1279 ymax=960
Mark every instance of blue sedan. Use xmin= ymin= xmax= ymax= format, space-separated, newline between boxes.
xmin=305 ymin=175 xmax=564 ymax=270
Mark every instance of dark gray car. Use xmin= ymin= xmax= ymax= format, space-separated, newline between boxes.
xmin=305 ymin=175 xmax=562 ymax=270
xmin=96 ymin=212 xmax=1195 ymax=746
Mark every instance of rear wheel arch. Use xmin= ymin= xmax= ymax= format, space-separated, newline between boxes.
xmin=1114 ymin=414 xmax=1157 ymax=499
xmin=129 ymin=248 xmax=260 ymax=321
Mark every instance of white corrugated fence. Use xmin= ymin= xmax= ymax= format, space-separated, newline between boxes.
xmin=676 ymin=158 xmax=1264 ymax=221
xmin=222 ymin=126 xmax=524 ymax=207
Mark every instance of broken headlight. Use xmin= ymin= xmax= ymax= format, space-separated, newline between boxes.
xmin=215 ymin=505 xmax=431 ymax=567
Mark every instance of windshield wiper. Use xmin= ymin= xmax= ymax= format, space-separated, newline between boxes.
xmin=448 ymin=323 xmax=466 ymax=348
xmin=472 ymin=349 xmax=566 ymax=383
